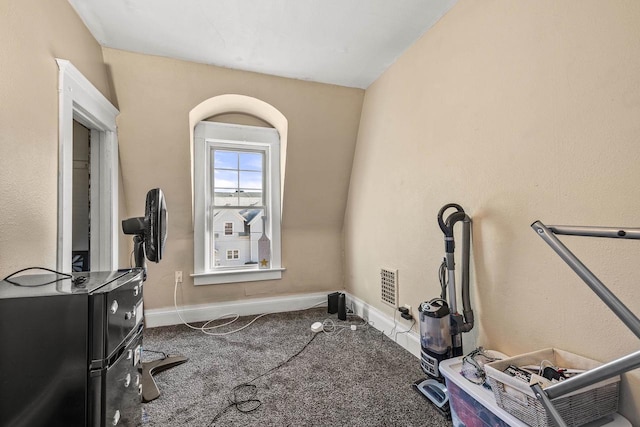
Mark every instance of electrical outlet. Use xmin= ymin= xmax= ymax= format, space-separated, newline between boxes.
xmin=175 ymin=271 xmax=183 ymax=283
xmin=403 ymin=304 xmax=411 ymax=316
xmin=399 ymin=304 xmax=413 ymax=321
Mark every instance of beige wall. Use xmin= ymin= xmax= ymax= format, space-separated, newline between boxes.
xmin=0 ymin=0 xmax=120 ymax=276
xmin=345 ymin=0 xmax=640 ymax=421
xmin=102 ymin=48 xmax=364 ymax=309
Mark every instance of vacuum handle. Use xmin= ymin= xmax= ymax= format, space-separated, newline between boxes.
xmin=437 ymin=203 xmax=464 ymax=237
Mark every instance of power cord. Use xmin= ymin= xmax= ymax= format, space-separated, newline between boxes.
xmin=394 ymin=319 xmax=416 ymax=341
xmin=129 ymin=249 xmax=135 ymax=269
xmin=375 ymin=307 xmax=417 ymax=343
xmin=319 ymin=317 xmax=370 ymax=336
xmin=173 ymin=279 xmax=325 ymax=336
xmin=3 ymin=267 xmax=73 ymax=287
xmin=380 ymin=309 xmax=398 ymax=341
xmin=439 ymin=257 xmax=448 ymax=300
xmin=208 ymin=332 xmax=320 ymax=426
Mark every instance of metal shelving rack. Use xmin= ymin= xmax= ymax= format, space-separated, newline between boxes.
xmin=530 ymin=221 xmax=640 ymax=427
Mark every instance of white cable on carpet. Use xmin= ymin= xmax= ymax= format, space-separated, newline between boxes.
xmin=319 ymin=317 xmax=369 ymax=335
xmin=173 ymin=279 xmax=325 ymax=336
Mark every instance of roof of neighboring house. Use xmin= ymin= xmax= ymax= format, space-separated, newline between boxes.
xmin=239 ymin=209 xmax=262 ymax=224
xmin=213 ymin=208 xmax=262 ymax=225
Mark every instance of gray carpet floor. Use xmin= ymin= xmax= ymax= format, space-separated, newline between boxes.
xmin=141 ymin=307 xmax=453 ymax=427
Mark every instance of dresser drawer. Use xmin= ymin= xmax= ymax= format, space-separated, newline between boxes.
xmin=89 ymin=331 xmax=143 ymax=427
xmin=90 ymin=270 xmax=144 ymax=364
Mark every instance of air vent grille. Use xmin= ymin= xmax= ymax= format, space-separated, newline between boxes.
xmin=380 ymin=268 xmax=397 ymax=307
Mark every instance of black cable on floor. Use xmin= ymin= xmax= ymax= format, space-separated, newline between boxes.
xmin=208 ymin=332 xmax=319 ymax=426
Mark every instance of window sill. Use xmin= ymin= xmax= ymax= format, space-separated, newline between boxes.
xmin=191 ymin=268 xmax=285 ymax=285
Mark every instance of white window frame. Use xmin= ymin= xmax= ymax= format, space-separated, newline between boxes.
xmin=56 ymin=59 xmax=119 ymax=273
xmin=193 ymin=122 xmax=283 ymax=285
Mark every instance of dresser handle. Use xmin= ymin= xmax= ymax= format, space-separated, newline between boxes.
xmin=125 ymin=306 xmax=137 ymax=320
xmin=110 ymin=300 xmax=119 ymax=314
xmin=112 ymin=410 xmax=121 ymax=425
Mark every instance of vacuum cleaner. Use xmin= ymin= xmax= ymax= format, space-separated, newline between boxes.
xmin=412 ymin=203 xmax=475 ymax=417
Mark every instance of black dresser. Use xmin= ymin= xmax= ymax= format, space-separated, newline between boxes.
xmin=0 ymin=270 xmax=144 ymax=427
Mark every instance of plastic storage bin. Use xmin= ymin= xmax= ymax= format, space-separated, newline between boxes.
xmin=440 ymin=356 xmax=526 ymax=427
xmin=439 ymin=356 xmax=630 ymax=427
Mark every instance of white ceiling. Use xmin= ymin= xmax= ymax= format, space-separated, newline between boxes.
xmin=68 ymin=0 xmax=457 ymax=89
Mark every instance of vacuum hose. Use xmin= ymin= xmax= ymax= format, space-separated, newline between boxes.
xmin=437 ymin=204 xmax=474 ymax=334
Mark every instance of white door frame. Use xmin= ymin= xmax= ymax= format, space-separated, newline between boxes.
xmin=56 ymin=59 xmax=119 ymax=272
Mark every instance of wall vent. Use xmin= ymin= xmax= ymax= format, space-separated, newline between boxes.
xmin=380 ymin=268 xmax=398 ymax=308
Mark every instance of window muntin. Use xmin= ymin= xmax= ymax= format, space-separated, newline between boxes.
xmin=213 ymin=149 xmax=264 ymax=208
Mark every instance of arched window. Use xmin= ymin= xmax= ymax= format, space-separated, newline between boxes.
xmin=190 ymin=95 xmax=287 ymax=285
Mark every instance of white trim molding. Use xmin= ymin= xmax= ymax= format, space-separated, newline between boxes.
xmin=56 ymin=59 xmax=119 ymax=272
xmin=347 ymin=293 xmax=421 ymax=358
xmin=144 ymin=291 xmax=327 ymax=328
xmin=144 ymin=290 xmax=420 ymax=359
xmin=191 ymin=268 xmax=285 ymax=286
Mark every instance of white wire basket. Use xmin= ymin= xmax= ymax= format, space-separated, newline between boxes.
xmin=484 ymin=348 xmax=620 ymax=427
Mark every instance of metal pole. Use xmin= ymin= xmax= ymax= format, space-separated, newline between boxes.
xmin=531 ymin=220 xmax=640 ymax=424
xmin=530 ymin=383 xmax=568 ymax=427
xmin=531 ymin=221 xmax=640 ymax=339
xmin=544 ymin=350 xmax=640 ymax=400
xmin=548 ymin=225 xmax=640 ymax=240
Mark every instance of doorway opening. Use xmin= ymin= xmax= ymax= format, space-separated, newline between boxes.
xmin=72 ymin=120 xmax=91 ymax=271
xmin=57 ymin=59 xmax=120 ymax=273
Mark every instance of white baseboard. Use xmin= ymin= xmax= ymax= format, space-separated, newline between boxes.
xmin=346 ymin=293 xmax=421 ymax=359
xmin=144 ymin=291 xmax=328 ymax=328
xmin=144 ymin=290 xmax=420 ymax=359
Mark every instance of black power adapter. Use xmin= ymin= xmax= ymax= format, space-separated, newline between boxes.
xmin=398 ymin=306 xmax=413 ymax=320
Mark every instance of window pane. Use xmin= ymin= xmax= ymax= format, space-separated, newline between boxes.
xmin=214 ymin=151 xmax=238 ymax=169
xmin=239 ymin=171 xmax=262 ymax=190
xmin=239 ymin=152 xmax=262 ymax=172
xmin=214 ymin=190 xmax=238 ymax=206
xmin=214 ymin=170 xmax=238 ymax=189
xmin=212 ymin=207 xmax=265 ymax=268
xmin=238 ymin=190 xmax=263 ymax=206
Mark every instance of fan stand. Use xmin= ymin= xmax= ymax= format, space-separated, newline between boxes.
xmin=122 ymin=190 xmax=184 ymax=403
xmin=141 ymin=355 xmax=189 ymax=403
